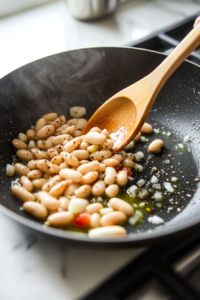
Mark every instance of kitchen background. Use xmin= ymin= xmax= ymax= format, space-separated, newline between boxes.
xmin=0 ymin=0 xmax=200 ymax=299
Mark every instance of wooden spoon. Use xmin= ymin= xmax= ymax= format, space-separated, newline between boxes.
xmin=82 ymin=23 xmax=200 ymax=153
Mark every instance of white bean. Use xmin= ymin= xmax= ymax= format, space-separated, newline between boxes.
xmin=31 ymin=149 xmax=48 ymax=159
xmin=23 ymin=202 xmax=47 ymax=219
xmin=35 ymin=118 xmax=46 ymax=132
xmin=110 ymin=154 xmax=123 ymax=162
xmin=92 ymin=180 xmax=105 ymax=196
xmin=64 ymin=183 xmax=80 ymax=198
xmin=102 ymin=129 xmax=109 ymax=138
xmin=53 ymin=135 xmax=72 ymax=146
xmin=102 ymin=158 xmax=119 ymax=167
xmin=141 ymin=122 xmax=153 ymax=133
xmin=42 ymin=113 xmax=58 ymax=121
xmin=12 ymin=139 xmax=28 ymax=150
xmin=72 ymin=150 xmax=89 ymax=160
xmin=42 ymin=175 xmax=62 ymax=192
xmin=149 ymin=139 xmax=163 ymax=152
xmin=14 ymin=163 xmax=30 ymax=176
xmin=20 ymin=176 xmax=33 ymax=192
xmin=67 ymin=118 xmax=78 ymax=126
xmin=16 ymin=149 xmax=34 ymax=161
xmin=109 ymin=198 xmax=134 ymax=216
xmin=61 ymin=125 xmax=75 ymax=135
xmin=100 ymin=139 xmax=114 ymax=150
xmin=98 ymin=163 xmax=106 ymax=173
xmin=45 ymin=136 xmax=54 ymax=150
xmin=37 ymin=191 xmax=60 ymax=210
xmin=90 ymin=150 xmax=112 ymax=161
xmin=104 ymin=167 xmax=116 ymax=185
xmin=72 ymin=130 xmax=81 ymax=137
xmin=75 ymin=118 xmax=87 ymax=130
xmin=36 ymin=125 xmax=55 ymax=139
xmin=81 ymin=171 xmax=98 ymax=184
xmin=78 ymin=141 xmax=89 ymax=150
xmin=88 ymin=226 xmax=127 ymax=238
xmin=12 ymin=185 xmax=35 ymax=202
xmin=86 ymin=203 xmax=103 ymax=214
xmin=90 ymin=127 xmax=101 ymax=133
xmin=18 ymin=133 xmax=28 ymax=143
xmin=134 ymin=131 xmax=141 ymax=141
xmin=116 ymin=170 xmax=128 ymax=186
xmin=32 ymin=178 xmax=48 ymax=189
xmin=61 ymin=152 xmax=79 ymax=167
xmin=47 ymin=148 xmax=59 ymax=159
xmin=105 ymin=184 xmax=120 ymax=198
xmin=100 ymin=211 xmax=127 ymax=226
xmin=59 ymin=162 xmax=68 ymax=170
xmin=37 ymin=140 xmax=46 ymax=150
xmin=77 ymin=161 xmax=100 ymax=175
xmin=48 ymin=211 xmax=73 ymax=227
xmin=122 ymin=159 xmax=134 ymax=168
xmin=27 ymin=129 xmax=36 ymax=140
xmin=63 ymin=137 xmax=82 ymax=152
xmin=27 ymin=169 xmax=43 ymax=179
xmin=75 ymin=185 xmax=92 ymax=198
xmin=68 ymin=198 xmax=89 ymax=214
xmin=100 ymin=207 xmax=114 ymax=215
xmin=55 ymin=145 xmax=63 ymax=153
xmin=90 ymin=213 xmax=100 ymax=228
xmin=85 ymin=132 xmax=106 ymax=145
xmin=124 ymin=153 xmax=134 ymax=161
xmin=59 ymin=197 xmax=69 ymax=210
xmin=52 ymin=115 xmax=66 ymax=128
xmin=37 ymin=159 xmax=60 ymax=174
xmin=51 ymin=155 xmax=63 ymax=165
xmin=49 ymin=180 xmax=73 ymax=197
xmin=27 ymin=160 xmax=38 ymax=170
xmin=60 ymin=168 xmax=83 ymax=182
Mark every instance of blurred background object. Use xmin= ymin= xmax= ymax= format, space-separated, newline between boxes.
xmin=68 ymin=0 xmax=119 ymax=21
xmin=0 ymin=0 xmax=54 ymax=17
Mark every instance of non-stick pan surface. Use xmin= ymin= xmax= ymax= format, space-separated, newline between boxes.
xmin=0 ymin=47 xmax=200 ymax=248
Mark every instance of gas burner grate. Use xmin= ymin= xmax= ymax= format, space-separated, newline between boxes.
xmin=125 ymin=14 xmax=200 ymax=65
xmin=81 ymin=229 xmax=200 ymax=300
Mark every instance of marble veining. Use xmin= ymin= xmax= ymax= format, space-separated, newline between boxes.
xmin=0 ymin=0 xmax=200 ymax=299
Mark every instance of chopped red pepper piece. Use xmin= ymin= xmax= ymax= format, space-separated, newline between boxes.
xmin=122 ymin=167 xmax=133 ymax=176
xmin=74 ymin=212 xmax=91 ymax=228
xmin=114 ymin=165 xmax=122 ymax=172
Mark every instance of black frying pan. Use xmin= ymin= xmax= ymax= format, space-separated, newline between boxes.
xmin=0 ymin=47 xmax=200 ymax=248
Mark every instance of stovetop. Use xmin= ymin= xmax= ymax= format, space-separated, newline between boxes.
xmin=81 ymin=13 xmax=200 ymax=300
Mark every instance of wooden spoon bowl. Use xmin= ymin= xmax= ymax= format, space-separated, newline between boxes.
xmin=82 ymin=23 xmax=200 ymax=153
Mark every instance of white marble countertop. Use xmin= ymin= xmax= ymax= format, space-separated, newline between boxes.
xmin=0 ymin=0 xmax=200 ymax=299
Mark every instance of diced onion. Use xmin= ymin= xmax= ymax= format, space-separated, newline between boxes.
xmin=152 ymin=183 xmax=161 ymax=190
xmin=70 ymin=107 xmax=86 ymax=118
xmin=128 ymin=210 xmax=143 ymax=225
xmin=154 ymin=191 xmax=163 ymax=202
xmin=163 ymin=182 xmax=174 ymax=193
xmin=6 ymin=164 xmax=15 ymax=177
xmin=137 ymin=179 xmax=146 ymax=187
xmin=171 ymin=177 xmax=179 ymax=183
xmin=134 ymin=163 xmax=144 ymax=172
xmin=140 ymin=136 xmax=149 ymax=142
xmin=127 ymin=185 xmax=138 ymax=197
xmin=134 ymin=151 xmax=144 ymax=161
xmin=150 ymin=175 xmax=159 ymax=184
xmin=138 ymin=189 xmax=149 ymax=199
xmin=124 ymin=141 xmax=135 ymax=150
xmin=148 ymin=215 xmax=164 ymax=225
xmin=87 ymin=145 xmax=99 ymax=153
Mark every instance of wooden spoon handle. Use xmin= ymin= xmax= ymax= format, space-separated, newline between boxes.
xmin=152 ymin=23 xmax=200 ymax=89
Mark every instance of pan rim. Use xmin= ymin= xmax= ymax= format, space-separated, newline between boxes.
xmin=1 ymin=46 xmax=200 ymax=246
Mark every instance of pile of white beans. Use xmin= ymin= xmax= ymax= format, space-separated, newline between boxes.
xmin=8 ymin=109 xmax=164 ymax=239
